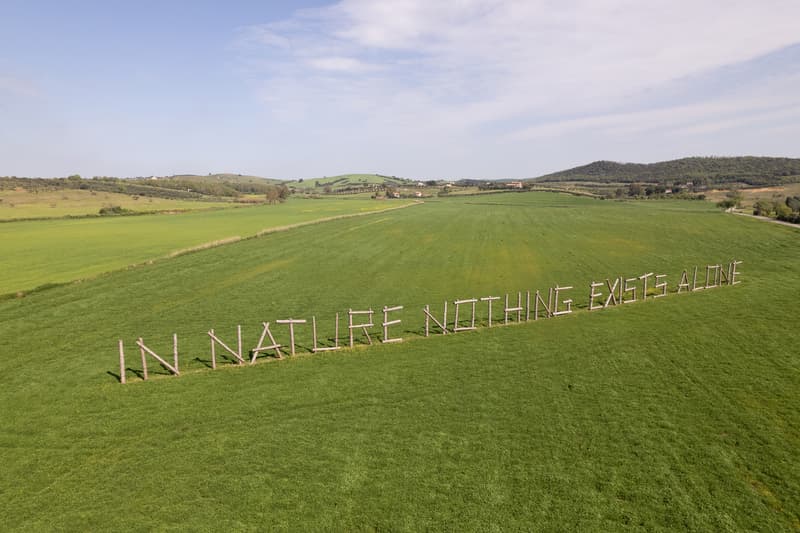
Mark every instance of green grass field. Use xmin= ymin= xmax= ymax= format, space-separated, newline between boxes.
xmin=0 ymin=197 xmax=412 ymax=295
xmin=0 ymin=188 xmax=233 ymax=220
xmin=1 ymin=193 xmax=798 ymax=530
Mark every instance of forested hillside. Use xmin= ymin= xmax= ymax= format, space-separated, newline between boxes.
xmin=532 ymin=157 xmax=800 ymax=187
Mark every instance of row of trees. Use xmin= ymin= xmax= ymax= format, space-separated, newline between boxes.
xmin=753 ymin=196 xmax=800 ymax=223
xmin=615 ymin=182 xmax=704 ymax=199
xmin=2 ymin=175 xmax=296 ymax=204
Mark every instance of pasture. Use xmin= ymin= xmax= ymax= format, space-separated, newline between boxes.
xmin=0 ymin=188 xmax=232 ymax=220
xmin=0 ymin=193 xmax=798 ymax=530
xmin=0 ymin=197 xmax=410 ymax=296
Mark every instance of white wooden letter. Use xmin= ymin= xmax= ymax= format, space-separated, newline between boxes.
xmin=730 ymin=260 xmax=742 ymax=285
xmin=589 ymin=282 xmax=604 ymax=311
xmin=423 ymin=302 xmax=448 ymax=336
xmin=453 ymin=298 xmax=478 ymax=331
xmin=208 ymin=326 xmax=244 ymax=368
xmin=622 ymin=277 xmax=637 ymax=303
xmin=382 ymin=305 xmax=403 ymax=343
xmin=136 ymin=335 xmax=180 ymax=379
xmin=312 ymin=314 xmax=341 ymax=352
xmin=348 ymin=309 xmax=374 ymax=347
xmin=504 ymin=292 xmax=523 ymax=324
xmin=276 ymin=319 xmax=307 ymax=356
xmin=552 ymin=286 xmax=574 ymax=316
xmin=603 ymin=278 xmax=620 ymax=307
xmin=251 ymin=322 xmax=283 ymax=362
xmin=480 ymin=296 xmax=500 ymax=327
xmin=654 ymin=274 xmax=668 ymax=298
xmin=677 ymin=270 xmax=691 ymax=293
xmin=639 ymin=272 xmax=654 ymax=300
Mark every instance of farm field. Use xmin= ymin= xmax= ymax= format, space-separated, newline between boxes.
xmin=706 ymin=182 xmax=800 ymax=209
xmin=0 ymin=188 xmax=233 ymax=220
xmin=0 ymin=197 xmax=411 ymax=296
xmin=0 ymin=193 xmax=799 ymax=530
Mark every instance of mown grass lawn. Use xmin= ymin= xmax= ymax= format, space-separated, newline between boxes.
xmin=0 ymin=193 xmax=798 ymax=530
xmin=0 ymin=197 xmax=411 ymax=295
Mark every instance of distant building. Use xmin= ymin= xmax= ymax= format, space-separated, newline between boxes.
xmin=508 ymin=181 xmax=524 ymax=189
xmin=416 ymin=181 xmax=425 ymax=187
xmin=415 ymin=191 xmax=423 ymax=197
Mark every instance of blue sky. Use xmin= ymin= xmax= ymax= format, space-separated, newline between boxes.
xmin=1 ymin=0 xmax=799 ymax=180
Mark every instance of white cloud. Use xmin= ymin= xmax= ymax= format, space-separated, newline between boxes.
xmin=306 ymin=56 xmax=377 ymax=72
xmin=232 ymin=0 xmax=800 ymax=176
xmin=0 ymin=74 xmax=40 ymax=99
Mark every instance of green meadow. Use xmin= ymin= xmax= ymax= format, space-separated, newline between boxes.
xmin=0 ymin=188 xmax=233 ymax=220
xmin=0 ymin=197 xmax=410 ymax=295
xmin=1 ymin=193 xmax=798 ymax=530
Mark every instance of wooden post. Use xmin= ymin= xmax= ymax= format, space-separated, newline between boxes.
xmin=312 ymin=315 xmax=317 ymax=351
xmin=453 ymin=298 xmax=477 ymax=332
xmin=276 ymin=319 xmax=307 ymax=356
xmin=237 ymin=325 xmax=242 ymax=364
xmin=552 ymin=285 xmax=574 ymax=316
xmin=654 ymin=274 xmax=668 ymax=298
xmin=118 ymin=340 xmax=126 ymax=384
xmin=139 ymin=337 xmax=148 ymax=381
xmin=526 ymin=291 xmax=531 ymax=321
xmin=208 ymin=328 xmax=245 ymax=365
xmin=210 ymin=329 xmax=216 ymax=369
xmin=252 ymin=322 xmax=282 ymax=362
xmin=173 ymin=333 xmax=179 ymax=374
xmin=136 ymin=337 xmax=179 ymax=376
xmin=639 ymin=272 xmax=654 ymax=300
xmin=382 ymin=305 xmax=403 ymax=343
xmin=349 ymin=309 xmax=353 ymax=347
xmin=480 ymin=296 xmax=500 ymax=327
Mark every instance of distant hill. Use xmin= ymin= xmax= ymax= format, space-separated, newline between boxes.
xmin=288 ymin=174 xmax=416 ymax=193
xmin=164 ymin=173 xmax=283 ymax=186
xmin=532 ymin=157 xmax=800 ymax=187
xmin=0 ymin=172 xmax=285 ymax=201
xmin=139 ymin=173 xmax=285 ymax=197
